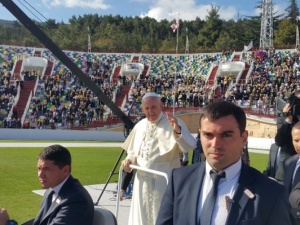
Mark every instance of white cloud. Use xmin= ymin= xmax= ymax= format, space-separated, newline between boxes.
xmin=273 ymin=3 xmax=288 ymax=17
xmin=42 ymin=0 xmax=110 ymax=10
xmin=138 ymin=0 xmax=285 ymax=22
xmin=139 ymin=0 xmax=244 ymax=21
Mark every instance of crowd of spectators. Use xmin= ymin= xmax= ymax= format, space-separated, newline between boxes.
xmin=1 ymin=46 xmax=300 ymax=129
xmin=22 ymin=57 xmax=119 ymax=129
xmin=226 ymin=48 xmax=300 ymax=116
xmin=0 ymin=63 xmax=18 ymax=126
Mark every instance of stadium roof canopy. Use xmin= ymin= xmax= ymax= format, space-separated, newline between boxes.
xmin=219 ymin=61 xmax=245 ymax=77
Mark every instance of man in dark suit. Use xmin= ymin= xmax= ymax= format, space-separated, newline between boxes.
xmin=289 ymin=182 xmax=300 ymax=225
xmin=284 ymin=122 xmax=300 ymax=225
xmin=34 ymin=144 xmax=94 ymax=225
xmin=263 ymin=143 xmax=280 ymax=179
xmin=156 ymin=101 xmax=292 ymax=225
xmin=0 ymin=144 xmax=94 ymax=225
xmin=284 ymin=152 xmax=299 ymax=194
xmin=275 ymin=92 xmax=300 ymax=182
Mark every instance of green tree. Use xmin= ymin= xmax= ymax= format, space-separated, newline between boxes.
xmin=274 ymin=18 xmax=296 ymax=47
xmin=285 ymin=0 xmax=300 ymax=24
xmin=197 ymin=5 xmax=223 ymax=50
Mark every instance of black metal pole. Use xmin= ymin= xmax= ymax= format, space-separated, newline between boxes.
xmin=94 ymin=149 xmax=126 ymax=205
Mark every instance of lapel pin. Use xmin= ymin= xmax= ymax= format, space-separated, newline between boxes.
xmin=244 ymin=189 xmax=255 ymax=199
xmin=225 ymin=195 xmax=234 ymax=212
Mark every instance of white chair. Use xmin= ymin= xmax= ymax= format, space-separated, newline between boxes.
xmin=93 ymin=207 xmax=117 ymax=225
xmin=20 ymin=207 xmax=117 ymax=225
xmin=20 ymin=219 xmax=34 ymax=225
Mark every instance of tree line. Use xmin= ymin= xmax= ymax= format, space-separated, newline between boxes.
xmin=0 ymin=1 xmax=299 ymax=53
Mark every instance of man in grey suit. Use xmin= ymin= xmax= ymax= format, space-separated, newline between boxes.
xmin=156 ymin=101 xmax=292 ymax=225
xmin=0 ymin=144 xmax=94 ymax=225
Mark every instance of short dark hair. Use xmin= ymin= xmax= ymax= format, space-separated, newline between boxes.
xmin=293 ymin=121 xmax=300 ymax=131
xmin=38 ymin=144 xmax=71 ymax=169
xmin=199 ymin=101 xmax=246 ymax=134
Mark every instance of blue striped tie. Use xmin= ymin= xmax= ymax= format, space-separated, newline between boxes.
xmin=199 ymin=170 xmax=226 ymax=225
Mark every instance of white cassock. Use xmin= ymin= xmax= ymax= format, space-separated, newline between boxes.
xmin=122 ymin=112 xmax=196 ymax=225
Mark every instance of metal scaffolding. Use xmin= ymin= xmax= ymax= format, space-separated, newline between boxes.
xmin=259 ymin=0 xmax=273 ymax=49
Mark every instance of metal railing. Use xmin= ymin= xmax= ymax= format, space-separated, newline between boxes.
xmin=115 ymin=164 xmax=168 ymax=222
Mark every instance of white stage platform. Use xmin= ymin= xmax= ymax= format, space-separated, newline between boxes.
xmin=33 ymin=183 xmax=131 ymax=225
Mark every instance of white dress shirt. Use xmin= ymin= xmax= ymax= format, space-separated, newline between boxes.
xmin=198 ymin=159 xmax=242 ymax=225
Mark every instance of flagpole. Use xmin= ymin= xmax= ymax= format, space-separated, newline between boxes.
xmin=176 ymin=21 xmax=179 ymax=54
xmin=173 ymin=65 xmax=176 ymax=116
xmin=174 ymin=16 xmax=179 ymax=115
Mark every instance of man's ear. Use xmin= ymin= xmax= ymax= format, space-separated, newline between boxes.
xmin=242 ymin=130 xmax=248 ymax=145
xmin=63 ymin=165 xmax=71 ymax=174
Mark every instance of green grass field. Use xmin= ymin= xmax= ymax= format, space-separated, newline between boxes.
xmin=0 ymin=143 xmax=268 ymax=223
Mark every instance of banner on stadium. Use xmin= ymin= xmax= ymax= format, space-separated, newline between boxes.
xmin=243 ymin=41 xmax=253 ymax=51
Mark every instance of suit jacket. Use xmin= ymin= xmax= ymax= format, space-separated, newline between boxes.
xmin=33 ymin=175 xmax=94 ymax=225
xmin=263 ymin=143 xmax=280 ymax=178
xmin=275 ymin=117 xmax=297 ymax=181
xmin=289 ymin=181 xmax=300 ymax=225
xmin=284 ymin=154 xmax=299 ymax=193
xmin=156 ymin=162 xmax=292 ymax=225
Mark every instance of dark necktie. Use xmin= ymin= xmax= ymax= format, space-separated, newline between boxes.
xmin=200 ymin=170 xmax=226 ymax=225
xmin=292 ymin=166 xmax=300 ymax=190
xmin=41 ymin=190 xmax=54 ymax=218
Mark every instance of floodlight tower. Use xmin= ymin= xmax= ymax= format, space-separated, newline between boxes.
xmin=259 ymin=0 xmax=273 ymax=49
xmin=185 ymin=27 xmax=189 ymax=54
xmin=87 ymin=26 xmax=91 ymax=53
xmin=296 ymin=16 xmax=300 ymax=49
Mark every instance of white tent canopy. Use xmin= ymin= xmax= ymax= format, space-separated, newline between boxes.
xmin=219 ymin=61 xmax=245 ymax=76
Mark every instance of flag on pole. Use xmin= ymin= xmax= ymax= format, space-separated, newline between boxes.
xmin=243 ymin=41 xmax=253 ymax=51
xmin=171 ymin=19 xmax=179 ymax=33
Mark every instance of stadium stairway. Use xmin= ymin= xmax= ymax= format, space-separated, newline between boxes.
xmin=13 ymin=60 xmax=23 ymax=80
xmin=115 ymin=85 xmax=131 ymax=107
xmin=140 ymin=64 xmax=149 ymax=80
xmin=132 ymin=56 xmax=139 ymax=62
xmin=14 ymin=80 xmax=36 ymax=120
xmin=44 ymin=60 xmax=54 ymax=78
xmin=232 ymin=54 xmax=241 ymax=61
xmin=112 ymin=66 xmax=121 ymax=83
xmin=207 ymin=66 xmax=218 ymax=86
xmin=237 ymin=63 xmax=250 ymax=85
xmin=34 ymin=50 xmax=41 ymax=57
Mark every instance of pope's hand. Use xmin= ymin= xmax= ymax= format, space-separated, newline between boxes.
xmin=165 ymin=113 xmax=181 ymax=134
xmin=122 ymin=159 xmax=133 ymax=172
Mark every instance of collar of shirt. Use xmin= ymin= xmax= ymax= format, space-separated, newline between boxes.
xmin=204 ymin=158 xmax=242 ymax=183
xmin=51 ymin=175 xmax=70 ymax=201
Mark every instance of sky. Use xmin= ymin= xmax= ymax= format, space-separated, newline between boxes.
xmin=0 ymin=0 xmax=294 ymax=23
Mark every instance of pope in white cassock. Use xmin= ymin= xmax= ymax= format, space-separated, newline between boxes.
xmin=122 ymin=92 xmax=196 ymax=225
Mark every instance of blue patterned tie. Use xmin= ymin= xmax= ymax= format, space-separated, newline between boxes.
xmin=199 ymin=170 xmax=226 ymax=225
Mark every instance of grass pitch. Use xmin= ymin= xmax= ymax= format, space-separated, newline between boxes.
xmin=0 ymin=143 xmax=268 ymax=223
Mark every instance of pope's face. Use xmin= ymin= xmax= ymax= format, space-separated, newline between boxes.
xmin=142 ymin=97 xmax=163 ymax=123
xmin=200 ymin=115 xmax=248 ymax=172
